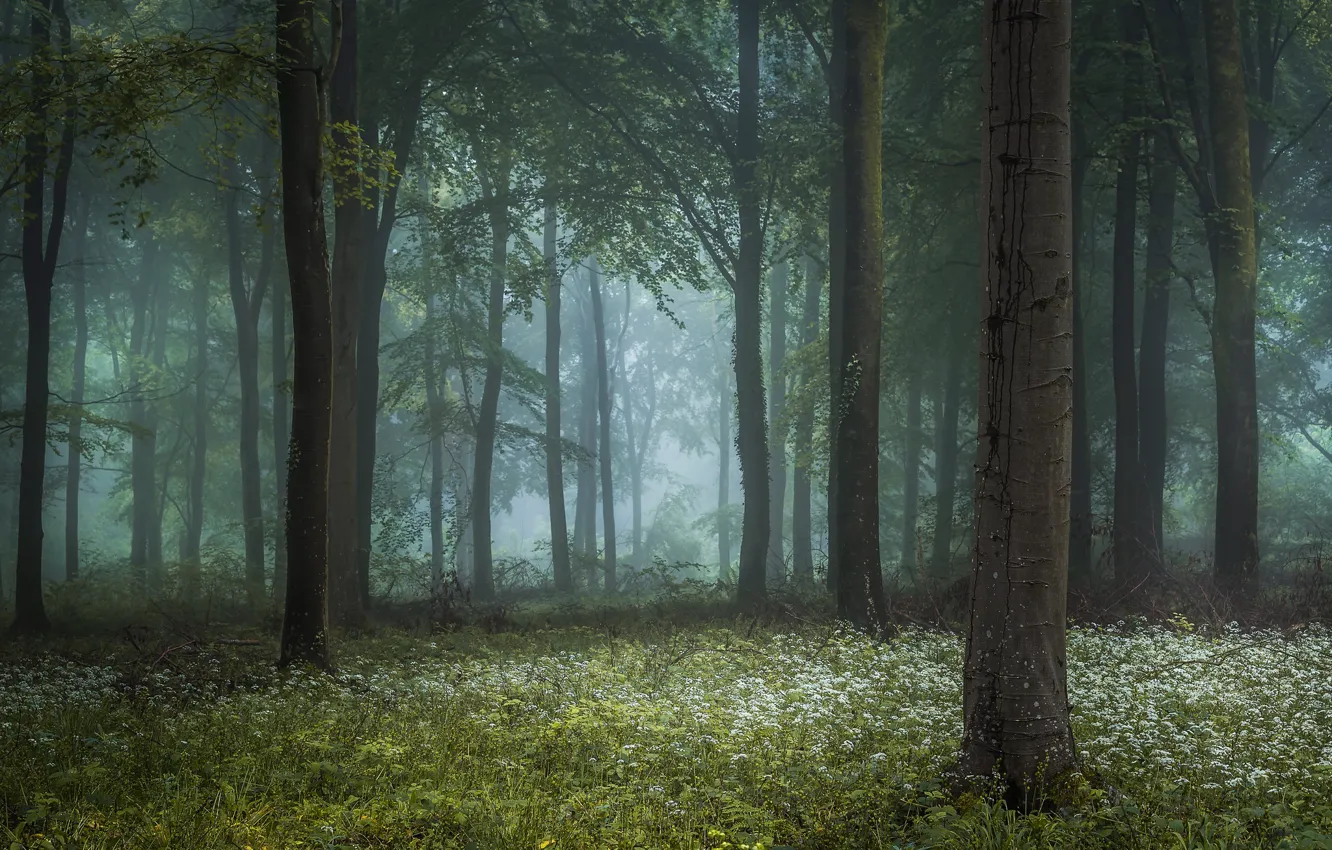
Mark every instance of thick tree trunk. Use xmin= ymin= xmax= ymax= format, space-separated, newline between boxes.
xmin=276 ymin=0 xmax=332 ymax=669
xmin=1202 ymin=0 xmax=1259 ymax=590
xmin=544 ymin=191 xmax=572 ymax=591
xmin=734 ymin=0 xmax=770 ymax=609
xmin=1139 ymin=132 xmax=1176 ymax=570
xmin=825 ymin=0 xmax=847 ymax=595
xmin=65 ymin=197 xmax=89 ymax=582
xmin=930 ymin=325 xmax=963 ymax=580
xmin=900 ymin=368 xmax=922 ymax=577
xmin=226 ymin=159 xmax=271 ymax=607
xmin=589 ymin=257 xmax=616 ymax=592
xmin=833 ymin=0 xmax=888 ymax=630
xmin=1112 ymin=5 xmax=1147 ymax=587
xmin=328 ymin=0 xmax=364 ymax=627
xmin=1069 ymin=128 xmax=1093 ymax=582
xmin=791 ymin=254 xmax=821 ymax=583
xmin=960 ymin=0 xmax=1076 ymax=803
xmin=767 ymin=260 xmax=788 ymax=584
xmin=471 ymin=159 xmax=511 ymax=601
xmin=13 ymin=0 xmax=72 ymax=633
xmin=271 ymin=230 xmax=290 ymax=602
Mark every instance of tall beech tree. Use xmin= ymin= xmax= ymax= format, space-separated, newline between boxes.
xmin=276 ymin=0 xmax=333 ymax=669
xmin=64 ymin=197 xmax=90 ymax=582
xmin=589 ymin=256 xmax=616 ymax=592
xmin=832 ymin=0 xmax=888 ymax=631
xmin=791 ymin=253 xmax=821 ymax=583
xmin=959 ymin=0 xmax=1076 ymax=803
xmin=767 ymin=259 xmax=788 ymax=582
xmin=544 ymin=189 xmax=573 ymax=592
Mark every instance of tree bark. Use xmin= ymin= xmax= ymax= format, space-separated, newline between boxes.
xmin=733 ymin=0 xmax=770 ymax=609
xmin=328 ymin=0 xmax=364 ymax=628
xmin=1112 ymin=4 xmax=1147 ymax=587
xmin=716 ymin=318 xmax=732 ymax=581
xmin=271 ymin=218 xmax=290 ymax=603
xmin=276 ymin=0 xmax=333 ymax=669
xmin=833 ymin=0 xmax=888 ymax=631
xmin=1201 ymin=0 xmax=1259 ymax=591
xmin=791 ymin=254 xmax=821 ymax=583
xmin=900 ymin=367 xmax=922 ymax=577
xmin=184 ymin=265 xmax=209 ymax=575
xmin=1139 ymin=131 xmax=1176 ymax=571
xmin=64 ymin=195 xmax=90 ymax=582
xmin=13 ymin=0 xmax=72 ymax=633
xmin=146 ymin=278 xmax=170 ymax=576
xmin=471 ymin=157 xmax=511 ymax=601
xmin=543 ymin=190 xmax=572 ymax=591
xmin=589 ymin=257 xmax=616 ymax=592
xmin=767 ymin=259 xmax=788 ymax=584
xmin=225 ymin=157 xmax=271 ymax=608
xmin=129 ymin=237 xmax=158 ymax=591
xmin=1069 ymin=125 xmax=1093 ymax=583
xmin=573 ymin=267 xmax=598 ymax=587
xmin=825 ymin=0 xmax=848 ymax=595
xmin=930 ymin=328 xmax=963 ymax=580
xmin=960 ymin=0 xmax=1076 ymax=803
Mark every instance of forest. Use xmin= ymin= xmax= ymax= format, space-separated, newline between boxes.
xmin=2 ymin=0 xmax=1332 ymax=846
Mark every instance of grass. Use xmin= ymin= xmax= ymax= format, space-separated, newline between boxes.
xmin=3 ymin=608 xmax=1332 ymax=849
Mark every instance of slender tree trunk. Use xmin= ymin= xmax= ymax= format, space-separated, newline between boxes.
xmin=717 ymin=333 xmax=732 ymax=581
xmin=328 ymin=0 xmax=364 ymax=627
xmin=1139 ymin=132 xmax=1176 ymax=571
xmin=184 ymin=269 xmax=208 ymax=574
xmin=833 ymin=0 xmax=888 ymax=630
xmin=471 ymin=158 xmax=511 ymax=601
xmin=1202 ymin=0 xmax=1259 ymax=591
xmin=544 ymin=190 xmax=572 ymax=591
xmin=146 ymin=281 xmax=169 ymax=576
xmin=226 ymin=159 xmax=271 ymax=607
xmin=767 ymin=260 xmax=788 ymax=584
xmin=276 ymin=0 xmax=332 ymax=669
xmin=931 ymin=326 xmax=963 ymax=580
xmin=1069 ymin=126 xmax=1093 ymax=582
xmin=129 ymin=238 xmax=158 ymax=591
xmin=960 ymin=0 xmax=1076 ymax=803
xmin=1112 ymin=5 xmax=1147 ymax=587
xmin=64 ymin=196 xmax=89 ymax=582
xmin=589 ymin=257 xmax=616 ymax=592
xmin=734 ymin=0 xmax=770 ymax=608
xmin=900 ymin=368 xmax=921 ymax=577
xmin=792 ymin=254 xmax=821 ymax=583
xmin=630 ymin=362 xmax=654 ymax=570
xmin=13 ymin=0 xmax=72 ymax=633
xmin=271 ymin=223 xmax=290 ymax=602
xmin=826 ymin=0 xmax=848 ymax=595
xmin=420 ymin=176 xmax=446 ymax=594
xmin=573 ymin=269 xmax=598 ymax=586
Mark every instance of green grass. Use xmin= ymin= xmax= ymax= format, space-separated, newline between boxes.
xmin=3 ymin=612 xmax=1332 ymax=849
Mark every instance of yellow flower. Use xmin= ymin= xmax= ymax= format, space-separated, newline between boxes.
xmin=538 ymin=840 xmax=557 ymax=849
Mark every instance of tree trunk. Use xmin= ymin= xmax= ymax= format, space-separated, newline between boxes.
xmin=960 ymin=0 xmax=1076 ymax=803
xmin=1202 ymin=0 xmax=1259 ymax=591
xmin=420 ymin=177 xmax=446 ymax=595
xmin=184 ymin=267 xmax=208 ymax=574
xmin=1112 ymin=5 xmax=1147 ymax=587
xmin=13 ymin=0 xmax=72 ymax=633
xmin=792 ymin=254 xmax=821 ymax=583
xmin=900 ymin=367 xmax=921 ymax=577
xmin=271 ymin=222 xmax=290 ymax=603
xmin=573 ymin=268 xmax=598 ymax=587
xmin=826 ymin=0 xmax=848 ymax=595
xmin=589 ymin=257 xmax=616 ymax=592
xmin=833 ymin=0 xmax=888 ymax=630
xmin=716 ymin=320 xmax=732 ymax=581
xmin=930 ymin=324 xmax=963 ymax=580
xmin=544 ymin=190 xmax=572 ymax=591
xmin=471 ymin=157 xmax=511 ymax=601
xmin=226 ymin=158 xmax=271 ymax=607
xmin=146 ymin=279 xmax=170 ymax=576
xmin=328 ymin=0 xmax=364 ymax=627
xmin=1139 ymin=131 xmax=1176 ymax=571
xmin=64 ymin=195 xmax=89 ymax=582
xmin=276 ymin=0 xmax=332 ymax=669
xmin=129 ymin=237 xmax=158 ymax=591
xmin=733 ymin=0 xmax=770 ymax=609
xmin=767 ymin=259 xmax=788 ymax=584
xmin=1069 ymin=125 xmax=1093 ymax=582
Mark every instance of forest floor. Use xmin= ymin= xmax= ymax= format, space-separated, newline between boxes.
xmin=3 ymin=602 xmax=1332 ymax=849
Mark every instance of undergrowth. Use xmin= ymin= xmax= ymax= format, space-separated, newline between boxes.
xmin=3 ymin=613 xmax=1332 ymax=848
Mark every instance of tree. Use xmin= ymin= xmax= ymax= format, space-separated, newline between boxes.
xmin=832 ymin=0 xmax=888 ymax=631
xmin=64 ymin=196 xmax=90 ymax=582
xmin=589 ymin=256 xmax=616 ymax=592
xmin=900 ymin=368 xmax=922 ymax=575
xmin=958 ymin=0 xmax=1076 ymax=802
xmin=544 ymin=187 xmax=573 ymax=592
xmin=790 ymin=253 xmax=821 ymax=582
xmin=767 ymin=259 xmax=789 ymax=583
xmin=276 ymin=0 xmax=333 ymax=669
